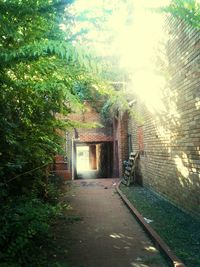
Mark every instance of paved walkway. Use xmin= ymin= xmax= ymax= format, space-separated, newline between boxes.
xmin=56 ymin=179 xmax=169 ymax=267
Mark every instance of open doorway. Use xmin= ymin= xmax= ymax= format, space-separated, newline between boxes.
xmin=76 ymin=146 xmax=90 ymax=172
xmin=76 ymin=144 xmax=98 ymax=179
xmin=75 ymin=142 xmax=113 ymax=179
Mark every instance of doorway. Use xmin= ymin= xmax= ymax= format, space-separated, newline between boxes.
xmin=74 ymin=142 xmax=113 ymax=179
xmin=76 ymin=144 xmax=98 ymax=179
xmin=76 ymin=145 xmax=90 ymax=172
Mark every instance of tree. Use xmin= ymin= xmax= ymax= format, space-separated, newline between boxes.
xmin=161 ymin=0 xmax=200 ymax=29
xmin=0 ymin=1 xmax=134 ymax=265
xmin=0 ymin=0 xmax=107 ymax=193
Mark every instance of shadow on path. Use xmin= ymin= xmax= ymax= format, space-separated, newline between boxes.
xmin=53 ymin=179 xmax=170 ymax=267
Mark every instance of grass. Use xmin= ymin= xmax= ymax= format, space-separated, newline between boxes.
xmin=120 ymin=184 xmax=200 ymax=267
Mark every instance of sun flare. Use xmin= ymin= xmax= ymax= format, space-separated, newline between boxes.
xmin=72 ymin=0 xmax=171 ymax=111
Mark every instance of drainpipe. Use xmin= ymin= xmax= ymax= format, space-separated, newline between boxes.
xmin=72 ymin=138 xmax=74 ymax=180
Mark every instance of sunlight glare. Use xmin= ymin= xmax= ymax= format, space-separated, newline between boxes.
xmin=119 ymin=0 xmax=170 ymax=112
xmin=73 ymin=0 xmax=171 ymax=111
xmin=76 ymin=146 xmax=90 ymax=171
xmin=129 ymin=70 xmax=166 ymax=112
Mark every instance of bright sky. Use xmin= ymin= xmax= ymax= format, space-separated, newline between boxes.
xmin=71 ymin=0 xmax=171 ymax=112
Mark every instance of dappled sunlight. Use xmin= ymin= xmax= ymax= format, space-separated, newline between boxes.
xmin=195 ymin=97 xmax=200 ymax=110
xmin=171 ymin=152 xmax=200 ymax=188
xmin=174 ymin=155 xmax=189 ymax=179
xmin=155 ymin=125 xmax=171 ymax=141
xmin=144 ymin=246 xmax=158 ymax=252
xmin=108 ymin=232 xmax=165 ymax=266
xmin=109 ymin=232 xmax=159 ymax=253
xmin=110 ymin=232 xmax=134 ymax=240
xmin=168 ymin=90 xmax=181 ymax=125
xmin=130 ymin=263 xmax=149 ymax=267
xmin=110 ymin=233 xmax=122 ymax=239
xmin=109 ymin=232 xmax=133 ymax=247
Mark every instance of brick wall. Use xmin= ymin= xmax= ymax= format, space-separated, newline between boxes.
xmin=119 ymin=112 xmax=129 ymax=177
xmin=56 ymin=101 xmax=114 ymax=179
xmin=69 ymin=101 xmax=113 ymax=141
xmin=128 ymin=17 xmax=200 ymax=216
xmin=114 ymin=112 xmax=129 ymax=177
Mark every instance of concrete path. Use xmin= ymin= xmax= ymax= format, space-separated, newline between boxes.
xmin=57 ymin=178 xmax=169 ymax=267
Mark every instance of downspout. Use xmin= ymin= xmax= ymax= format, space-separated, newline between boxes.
xmin=71 ymin=138 xmax=74 ymax=180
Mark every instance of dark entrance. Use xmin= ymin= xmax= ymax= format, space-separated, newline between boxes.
xmin=74 ymin=142 xmax=113 ymax=179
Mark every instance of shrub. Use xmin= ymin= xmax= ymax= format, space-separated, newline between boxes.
xmin=0 ymin=193 xmax=62 ymax=266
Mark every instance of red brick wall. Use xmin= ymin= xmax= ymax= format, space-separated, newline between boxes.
xmin=53 ymin=155 xmax=71 ymax=180
xmin=113 ymin=112 xmax=129 ymax=177
xmin=138 ymin=126 xmax=144 ymax=152
xmin=69 ymin=101 xmax=113 ymax=140
xmin=55 ymin=101 xmax=114 ymax=179
xmin=113 ymin=118 xmax=119 ymax=177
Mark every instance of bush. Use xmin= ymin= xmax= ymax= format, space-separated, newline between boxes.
xmin=0 ymin=192 xmax=62 ymax=266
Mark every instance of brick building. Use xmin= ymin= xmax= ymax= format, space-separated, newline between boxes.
xmin=54 ymin=101 xmax=115 ymax=179
xmin=54 ymin=16 xmax=200 ymax=216
xmin=127 ymin=17 xmax=200 ymax=216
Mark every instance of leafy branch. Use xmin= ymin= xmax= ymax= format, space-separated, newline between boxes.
xmin=160 ymin=0 xmax=200 ymax=29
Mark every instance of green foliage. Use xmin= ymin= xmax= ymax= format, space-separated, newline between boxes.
xmin=64 ymin=0 xmax=131 ymax=82
xmin=0 ymin=194 xmax=62 ymax=266
xmin=0 ymin=1 xmax=114 ymax=265
xmin=101 ymin=90 xmax=129 ymax=118
xmin=0 ymin=0 xmax=107 ymax=192
xmin=161 ymin=0 xmax=200 ymax=29
xmin=101 ymin=88 xmax=144 ymax=125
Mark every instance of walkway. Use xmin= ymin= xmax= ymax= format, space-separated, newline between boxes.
xmin=55 ymin=179 xmax=169 ymax=267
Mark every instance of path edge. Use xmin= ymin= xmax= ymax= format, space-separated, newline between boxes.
xmin=116 ymin=181 xmax=186 ymax=267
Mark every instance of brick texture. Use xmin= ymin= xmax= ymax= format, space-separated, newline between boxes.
xmin=113 ymin=112 xmax=129 ymax=177
xmin=78 ymin=134 xmax=113 ymax=142
xmin=69 ymin=101 xmax=113 ymax=138
xmin=119 ymin=112 xmax=129 ymax=176
xmin=55 ymin=101 xmax=114 ymax=179
xmin=128 ymin=17 xmax=200 ymax=216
